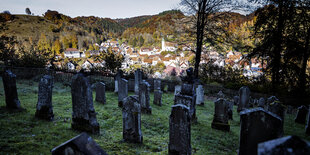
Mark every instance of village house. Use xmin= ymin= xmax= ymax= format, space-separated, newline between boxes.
xmin=64 ymin=48 xmax=84 ymax=58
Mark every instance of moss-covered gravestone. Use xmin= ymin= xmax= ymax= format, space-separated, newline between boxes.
xmin=71 ymin=73 xmax=99 ymax=134
xmin=35 ymin=75 xmax=54 ymax=121
xmin=2 ymin=70 xmax=22 ymax=110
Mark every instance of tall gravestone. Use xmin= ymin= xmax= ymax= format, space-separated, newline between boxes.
xmin=95 ymin=82 xmax=106 ymax=104
xmin=237 ymin=86 xmax=251 ymax=113
xmin=2 ymin=70 xmax=22 ymax=110
xmin=114 ymin=70 xmax=123 ymax=93
xmin=153 ymin=79 xmax=162 ymax=106
xmin=71 ymin=73 xmax=99 ymax=134
xmin=122 ymin=95 xmax=143 ymax=143
xmin=227 ymin=101 xmax=234 ymax=120
xmin=258 ymin=136 xmax=310 ymax=155
xmin=174 ymin=85 xmax=182 ymax=101
xmin=239 ymin=108 xmax=283 ymax=155
xmin=306 ymin=107 xmax=310 ymax=135
xmin=134 ymin=69 xmax=142 ymax=95
xmin=196 ymin=85 xmax=204 ymax=106
xmin=211 ymin=98 xmax=230 ymax=131
xmin=295 ymin=105 xmax=308 ymax=124
xmin=139 ymin=81 xmax=152 ymax=114
xmin=175 ymin=83 xmax=197 ymax=123
xmin=118 ymin=78 xmax=128 ymax=107
xmin=51 ymin=132 xmax=107 ymax=155
xmin=169 ymin=104 xmax=191 ymax=155
xmin=35 ymin=75 xmax=54 ymax=121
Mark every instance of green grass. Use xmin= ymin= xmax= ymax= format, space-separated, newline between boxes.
xmin=0 ymin=78 xmax=310 ymax=154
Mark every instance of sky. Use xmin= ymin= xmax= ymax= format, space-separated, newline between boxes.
xmin=0 ymin=0 xmax=182 ymax=19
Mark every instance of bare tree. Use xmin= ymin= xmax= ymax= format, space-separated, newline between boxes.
xmin=180 ymin=0 xmax=242 ymax=79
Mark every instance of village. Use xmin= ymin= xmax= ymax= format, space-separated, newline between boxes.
xmin=58 ymin=38 xmax=264 ymax=78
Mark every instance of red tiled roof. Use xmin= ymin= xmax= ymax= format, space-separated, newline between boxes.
xmin=65 ymin=48 xmax=79 ymax=52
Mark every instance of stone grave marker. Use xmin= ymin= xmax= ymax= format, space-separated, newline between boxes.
xmin=211 ymin=98 xmax=230 ymax=131
xmin=139 ymin=81 xmax=152 ymax=114
xmin=258 ymin=97 xmax=265 ymax=108
xmin=122 ymin=95 xmax=143 ymax=143
xmin=71 ymin=73 xmax=99 ymax=134
xmin=237 ymin=86 xmax=250 ymax=113
xmin=95 ymin=82 xmax=106 ymax=104
xmin=268 ymin=102 xmax=286 ymax=120
xmin=168 ymin=104 xmax=191 ymax=155
xmin=234 ymin=96 xmax=239 ymax=106
xmin=114 ymin=70 xmax=123 ymax=93
xmin=2 ymin=70 xmax=22 ymax=110
xmin=306 ymin=107 xmax=310 ymax=135
xmin=118 ymin=78 xmax=128 ymax=107
xmin=196 ymin=85 xmax=204 ymax=106
xmin=238 ymin=108 xmax=283 ymax=155
xmin=217 ymin=90 xmax=225 ymax=99
xmin=35 ymin=75 xmax=54 ymax=121
xmin=295 ymin=105 xmax=308 ymax=124
xmin=134 ymin=69 xmax=142 ymax=95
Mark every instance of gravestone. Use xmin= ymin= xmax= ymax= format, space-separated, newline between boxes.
xmin=35 ymin=75 xmax=54 ymax=121
xmin=168 ymin=104 xmax=191 ymax=155
xmin=237 ymin=86 xmax=251 ymax=113
xmin=153 ymin=90 xmax=162 ymax=106
xmin=234 ymin=96 xmax=239 ymax=106
xmin=122 ymin=95 xmax=143 ymax=143
xmin=134 ymin=69 xmax=142 ymax=95
xmin=211 ymin=98 xmax=230 ymax=131
xmin=174 ymin=85 xmax=182 ymax=98
xmin=306 ymin=107 xmax=310 ymax=135
xmin=118 ymin=78 xmax=128 ymax=107
xmin=51 ymin=132 xmax=107 ymax=155
xmin=258 ymin=97 xmax=265 ymax=108
xmin=239 ymin=108 xmax=283 ymax=155
xmin=217 ymin=91 xmax=225 ymax=99
xmin=139 ymin=81 xmax=152 ymax=114
xmin=227 ymin=101 xmax=234 ymax=120
xmin=154 ymin=79 xmax=161 ymax=91
xmin=267 ymin=96 xmax=279 ymax=104
xmin=114 ymin=70 xmax=123 ymax=93
xmin=295 ymin=105 xmax=308 ymax=124
xmin=71 ymin=73 xmax=99 ymax=134
xmin=258 ymin=136 xmax=310 ymax=155
xmin=196 ymin=85 xmax=204 ymax=106
xmin=95 ymin=82 xmax=106 ymax=104
xmin=268 ymin=102 xmax=286 ymax=120
xmin=2 ymin=70 xmax=22 ymax=109
xmin=175 ymin=83 xmax=197 ymax=123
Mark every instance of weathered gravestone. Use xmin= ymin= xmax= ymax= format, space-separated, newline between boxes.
xmin=234 ymin=96 xmax=239 ymax=106
xmin=227 ymin=101 xmax=234 ymax=120
xmin=35 ymin=75 xmax=54 ymax=121
xmin=217 ymin=91 xmax=225 ymax=99
xmin=118 ymin=78 xmax=128 ymax=107
xmin=211 ymin=98 xmax=230 ymax=131
xmin=295 ymin=105 xmax=308 ymax=124
xmin=258 ymin=136 xmax=310 ymax=155
xmin=168 ymin=104 xmax=191 ymax=155
xmin=267 ymin=96 xmax=279 ymax=104
xmin=306 ymin=107 xmax=310 ymax=135
xmin=196 ymin=85 xmax=204 ymax=106
xmin=268 ymin=102 xmax=286 ymax=120
xmin=51 ymin=132 xmax=107 ymax=155
xmin=174 ymin=85 xmax=182 ymax=101
xmin=153 ymin=79 xmax=162 ymax=106
xmin=2 ymin=70 xmax=22 ymax=110
xmin=134 ymin=69 xmax=142 ymax=95
xmin=71 ymin=73 xmax=99 ymax=134
xmin=122 ymin=95 xmax=143 ymax=143
xmin=239 ymin=108 xmax=283 ymax=155
xmin=95 ymin=82 xmax=106 ymax=104
xmin=139 ymin=81 xmax=152 ymax=114
xmin=114 ymin=70 xmax=123 ymax=93
xmin=258 ymin=97 xmax=265 ymax=108
xmin=175 ymin=83 xmax=197 ymax=123
xmin=237 ymin=86 xmax=251 ymax=113
xmin=154 ymin=79 xmax=161 ymax=91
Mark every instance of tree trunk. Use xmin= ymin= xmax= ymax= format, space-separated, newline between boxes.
xmin=298 ymin=27 xmax=310 ymax=95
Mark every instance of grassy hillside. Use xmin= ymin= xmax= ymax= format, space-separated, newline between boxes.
xmin=0 ymin=78 xmax=309 ymax=154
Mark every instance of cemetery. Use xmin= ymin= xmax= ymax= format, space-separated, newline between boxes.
xmin=0 ymin=68 xmax=310 ymax=154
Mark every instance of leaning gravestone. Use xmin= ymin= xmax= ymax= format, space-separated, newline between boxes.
xmin=168 ymin=104 xmax=191 ymax=155
xmin=122 ymin=95 xmax=143 ymax=143
xmin=258 ymin=136 xmax=310 ymax=155
xmin=237 ymin=86 xmax=251 ymax=113
xmin=268 ymin=102 xmax=286 ymax=120
xmin=295 ymin=105 xmax=308 ymax=124
xmin=239 ymin=108 xmax=283 ymax=155
xmin=211 ymin=98 xmax=230 ymax=131
xmin=175 ymin=83 xmax=197 ymax=123
xmin=196 ymin=85 xmax=204 ymax=106
xmin=234 ymin=96 xmax=239 ymax=106
xmin=258 ymin=97 xmax=265 ymax=108
xmin=2 ymin=70 xmax=22 ymax=110
xmin=71 ymin=73 xmax=99 ymax=134
xmin=134 ymin=69 xmax=142 ymax=95
xmin=95 ymin=82 xmax=106 ymax=104
xmin=118 ymin=78 xmax=128 ymax=107
xmin=306 ymin=107 xmax=310 ymax=135
xmin=51 ymin=132 xmax=107 ymax=155
xmin=35 ymin=75 xmax=54 ymax=121
xmin=139 ymin=81 xmax=152 ymax=114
